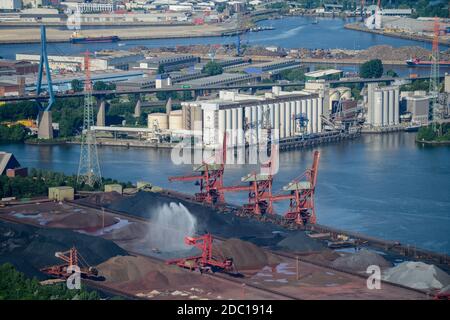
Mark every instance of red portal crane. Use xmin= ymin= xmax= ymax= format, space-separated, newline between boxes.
xmin=40 ymin=246 xmax=100 ymax=279
xmin=166 ymin=234 xmax=234 ymax=274
xmin=265 ymin=151 xmax=320 ymax=226
xmin=168 ymin=134 xmax=227 ymax=205
xmin=221 ymin=146 xmax=277 ymax=216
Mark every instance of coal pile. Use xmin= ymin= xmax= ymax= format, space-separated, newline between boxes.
xmin=78 ymin=192 xmax=123 ymax=207
xmin=0 ymin=220 xmax=126 ymax=279
xmin=106 ymin=191 xmax=292 ymax=248
xmin=331 ymin=249 xmax=392 ymax=273
xmin=214 ymin=238 xmax=282 ymax=271
xmin=275 ymin=232 xmax=327 ymax=253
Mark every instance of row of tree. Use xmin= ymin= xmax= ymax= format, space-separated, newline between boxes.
xmin=0 ymin=168 xmax=133 ymax=199
xmin=0 ymin=263 xmax=101 ymax=300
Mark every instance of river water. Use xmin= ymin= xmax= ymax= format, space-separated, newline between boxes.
xmin=0 ymin=16 xmax=446 ymax=60
xmin=1 ymin=132 xmax=449 ymax=255
xmin=1 ymin=16 xmax=449 ymax=255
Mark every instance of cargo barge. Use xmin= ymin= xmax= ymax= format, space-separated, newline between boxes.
xmin=406 ymin=58 xmax=450 ymax=67
xmin=70 ymin=32 xmax=120 ymax=44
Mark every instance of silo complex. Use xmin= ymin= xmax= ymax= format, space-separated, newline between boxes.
xmin=366 ymin=84 xmax=400 ymax=127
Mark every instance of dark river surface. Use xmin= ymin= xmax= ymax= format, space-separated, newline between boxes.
xmin=1 ymin=132 xmax=449 ymax=255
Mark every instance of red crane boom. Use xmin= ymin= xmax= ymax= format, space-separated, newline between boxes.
xmin=166 ymin=234 xmax=234 ymax=273
xmin=168 ymin=133 xmax=227 ymax=204
xmin=265 ymin=151 xmax=320 ymax=226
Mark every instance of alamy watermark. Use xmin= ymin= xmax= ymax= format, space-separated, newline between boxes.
xmin=171 ymin=127 xmax=280 ymax=176
xmin=366 ymin=265 xmax=381 ymax=290
xmin=66 ymin=265 xmax=81 ymax=290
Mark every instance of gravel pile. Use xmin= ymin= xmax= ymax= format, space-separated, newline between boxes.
xmin=214 ymin=238 xmax=281 ymax=270
xmin=331 ymin=249 xmax=392 ymax=272
xmin=383 ymin=261 xmax=450 ymax=290
xmin=354 ymin=45 xmax=450 ymax=61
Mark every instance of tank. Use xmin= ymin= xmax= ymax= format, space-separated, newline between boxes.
xmin=337 ymin=87 xmax=351 ymax=100
xmin=148 ymin=113 xmax=168 ymax=130
xmin=169 ymin=110 xmax=183 ymax=130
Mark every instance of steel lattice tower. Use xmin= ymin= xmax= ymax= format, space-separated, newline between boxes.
xmin=429 ymin=17 xmax=440 ymax=131
xmin=77 ymin=51 xmax=102 ymax=187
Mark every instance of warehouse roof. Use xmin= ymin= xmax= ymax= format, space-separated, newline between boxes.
xmin=304 ymin=69 xmax=342 ymax=78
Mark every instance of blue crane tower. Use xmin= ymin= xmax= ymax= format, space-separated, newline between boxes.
xmin=36 ymin=25 xmax=55 ymax=139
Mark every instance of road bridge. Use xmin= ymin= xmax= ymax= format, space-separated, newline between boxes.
xmin=0 ymin=75 xmax=435 ymax=103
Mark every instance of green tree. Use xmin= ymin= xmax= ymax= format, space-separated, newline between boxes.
xmin=280 ymin=68 xmax=305 ymax=82
xmin=216 ymin=3 xmax=226 ymax=13
xmin=359 ymin=59 xmax=383 ymax=79
xmin=202 ymin=61 xmax=223 ymax=76
xmin=0 ymin=263 xmax=104 ymax=300
xmin=0 ymin=124 xmax=28 ymax=142
xmin=157 ymin=65 xmax=165 ymax=74
xmin=71 ymin=79 xmax=83 ymax=92
xmin=386 ymin=70 xmax=398 ymax=77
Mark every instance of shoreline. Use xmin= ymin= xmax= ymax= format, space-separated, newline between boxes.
xmin=344 ymin=23 xmax=450 ymax=47
xmin=416 ymin=139 xmax=450 ymax=145
xmin=0 ymin=24 xmax=242 ymax=45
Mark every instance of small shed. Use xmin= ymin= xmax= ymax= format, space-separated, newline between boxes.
xmin=48 ymin=186 xmax=74 ymax=201
xmin=104 ymin=184 xmax=123 ymax=194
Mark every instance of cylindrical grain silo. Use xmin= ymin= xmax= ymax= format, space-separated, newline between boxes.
xmin=307 ymin=99 xmax=313 ymax=134
xmin=383 ymin=90 xmax=389 ymax=126
xmin=388 ymin=90 xmax=394 ymax=126
xmin=394 ymin=88 xmax=400 ymax=125
xmin=169 ymin=110 xmax=183 ymax=131
xmin=148 ymin=113 xmax=168 ymax=130
xmin=374 ymin=90 xmax=383 ymax=127
xmin=312 ymin=98 xmax=318 ymax=133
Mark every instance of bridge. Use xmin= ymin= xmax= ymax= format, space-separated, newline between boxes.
xmin=0 ymin=75 xmax=434 ymax=103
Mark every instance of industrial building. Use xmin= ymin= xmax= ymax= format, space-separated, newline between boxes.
xmin=0 ymin=69 xmax=144 ymax=93
xmin=0 ymin=152 xmax=21 ymax=176
xmin=116 ymin=70 xmax=204 ymax=90
xmin=0 ymin=59 xmax=38 ymax=76
xmin=243 ymin=59 xmax=303 ymax=78
xmin=365 ymin=83 xmax=400 ymax=127
xmin=405 ymin=96 xmax=429 ymax=125
xmin=16 ymin=51 xmax=144 ymax=72
xmin=0 ymin=0 xmax=21 ymax=10
xmin=182 ymin=87 xmax=323 ymax=148
xmin=139 ymin=54 xmax=199 ymax=72
xmin=305 ymin=69 xmax=343 ymax=81
xmin=179 ymin=72 xmax=259 ymax=88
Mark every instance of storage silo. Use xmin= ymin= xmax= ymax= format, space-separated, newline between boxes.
xmin=337 ymin=87 xmax=351 ymax=100
xmin=148 ymin=113 xmax=168 ymax=130
xmin=373 ymin=90 xmax=383 ymax=127
xmin=169 ymin=110 xmax=183 ymax=130
xmin=383 ymin=90 xmax=389 ymax=126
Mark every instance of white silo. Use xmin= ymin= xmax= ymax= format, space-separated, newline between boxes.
xmin=388 ymin=89 xmax=394 ymax=125
xmin=307 ymin=99 xmax=313 ymax=134
xmin=383 ymin=90 xmax=389 ymax=126
xmin=373 ymin=90 xmax=383 ymax=127
xmin=394 ymin=88 xmax=400 ymax=125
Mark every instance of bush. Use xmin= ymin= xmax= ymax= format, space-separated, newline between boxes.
xmin=0 ymin=263 xmax=101 ymax=300
xmin=0 ymin=124 xmax=28 ymax=142
xmin=202 ymin=61 xmax=223 ymax=76
xmin=359 ymin=59 xmax=383 ymax=79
